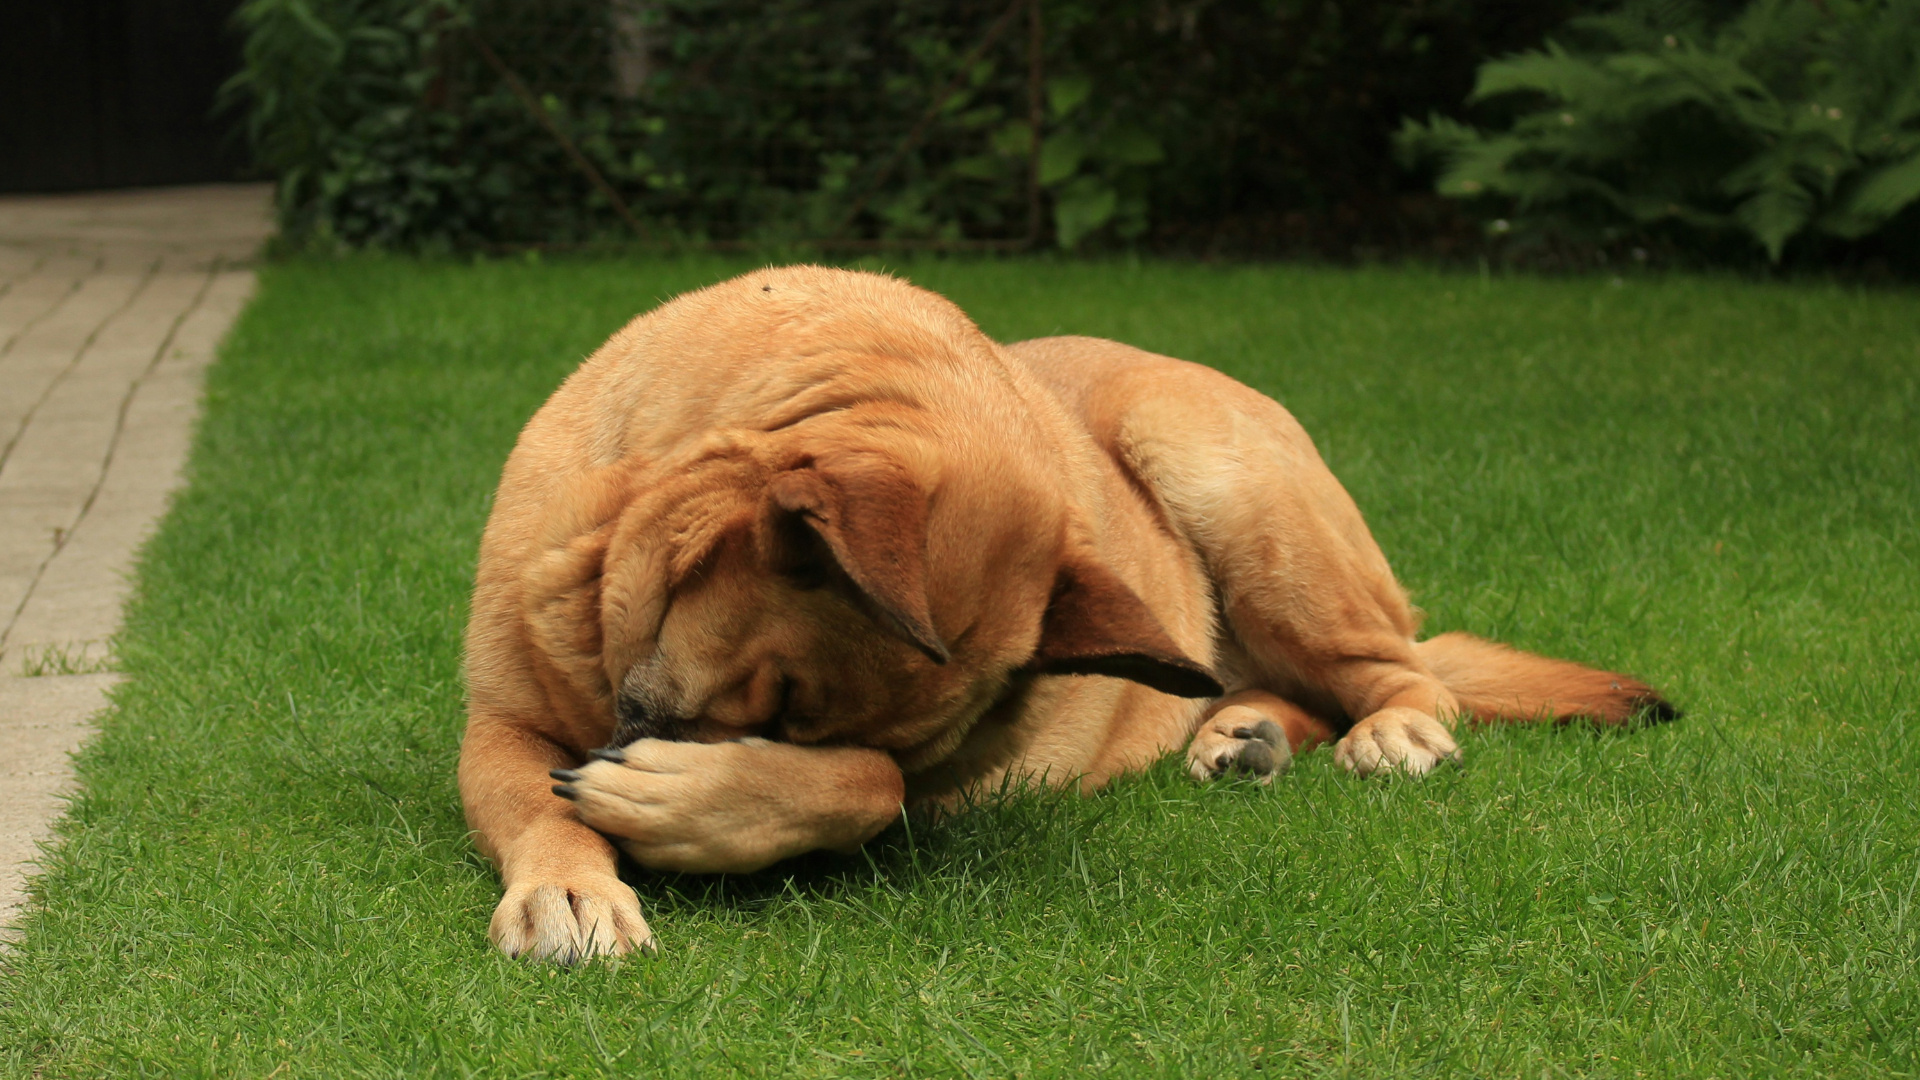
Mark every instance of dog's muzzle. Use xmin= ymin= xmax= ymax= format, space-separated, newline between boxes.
xmin=610 ymin=690 xmax=694 ymax=747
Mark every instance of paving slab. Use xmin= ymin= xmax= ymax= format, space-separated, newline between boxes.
xmin=9 ymin=270 xmax=257 ymax=667
xmin=0 ymin=265 xmax=153 ymax=458
xmin=0 ymin=182 xmax=271 ymax=942
xmin=0 ymin=247 xmax=36 ymax=281
xmin=0 ymin=257 xmax=94 ymax=346
xmin=0 ymin=185 xmax=271 ymax=269
xmin=0 ymin=673 xmax=123 ymax=933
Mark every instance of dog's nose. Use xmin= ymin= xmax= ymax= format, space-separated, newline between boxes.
xmin=612 ymin=692 xmax=694 ymax=745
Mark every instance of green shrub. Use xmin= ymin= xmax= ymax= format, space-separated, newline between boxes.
xmin=1398 ymin=0 xmax=1920 ymax=262
xmin=643 ymin=0 xmax=1069 ymax=246
xmin=223 ymin=0 xmax=660 ymax=250
xmin=224 ymin=0 xmax=1602 ymax=253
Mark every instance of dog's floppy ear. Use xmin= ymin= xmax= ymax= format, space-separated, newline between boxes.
xmin=523 ymin=520 xmax=621 ymax=707
xmin=765 ymin=453 xmax=950 ymax=664
xmin=1026 ymin=555 xmax=1223 ymax=698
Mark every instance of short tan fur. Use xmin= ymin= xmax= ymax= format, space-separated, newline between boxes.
xmin=460 ymin=267 xmax=1675 ymax=961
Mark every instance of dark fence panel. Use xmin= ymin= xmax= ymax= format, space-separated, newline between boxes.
xmin=0 ymin=0 xmax=248 ymax=193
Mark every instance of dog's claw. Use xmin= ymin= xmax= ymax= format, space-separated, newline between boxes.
xmin=589 ymin=747 xmax=627 ymax=763
xmin=549 ymin=768 xmax=583 ymax=782
xmin=1250 ymin=719 xmax=1284 ymax=747
xmin=551 ymin=784 xmax=578 ymax=801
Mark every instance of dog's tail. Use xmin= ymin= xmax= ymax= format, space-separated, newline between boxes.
xmin=1416 ymin=631 xmax=1680 ymax=725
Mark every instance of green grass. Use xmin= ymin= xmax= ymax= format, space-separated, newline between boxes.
xmin=3 ymin=256 xmax=1917 ymax=1078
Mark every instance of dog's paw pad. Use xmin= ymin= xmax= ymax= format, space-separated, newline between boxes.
xmin=1235 ymin=719 xmax=1284 ymax=747
xmin=1222 ymin=737 xmax=1276 ymax=776
xmin=1191 ymin=714 xmax=1291 ymax=784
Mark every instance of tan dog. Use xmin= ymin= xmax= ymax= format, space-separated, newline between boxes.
xmin=460 ymin=266 xmax=1674 ymax=961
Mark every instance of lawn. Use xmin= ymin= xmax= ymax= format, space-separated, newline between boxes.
xmin=2 ymin=255 xmax=1916 ymax=1078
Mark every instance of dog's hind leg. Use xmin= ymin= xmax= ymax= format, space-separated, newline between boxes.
xmin=1126 ymin=378 xmax=1463 ymax=773
xmin=1012 ymin=337 xmax=1463 ymax=776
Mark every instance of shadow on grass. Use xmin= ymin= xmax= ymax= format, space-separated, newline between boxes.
xmin=616 ymin=710 xmax=1691 ymax=925
xmin=618 ymin=774 xmax=1127 ymax=921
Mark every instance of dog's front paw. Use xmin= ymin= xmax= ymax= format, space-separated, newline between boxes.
xmin=552 ymin=740 xmax=797 ymax=874
xmin=553 ymin=739 xmax=904 ymax=874
xmin=1187 ymin=705 xmax=1293 ymax=783
xmin=489 ymin=875 xmax=654 ymax=964
xmin=1334 ymin=707 xmax=1460 ymax=777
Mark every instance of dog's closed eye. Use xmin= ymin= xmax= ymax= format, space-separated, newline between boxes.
xmin=769 ymin=512 xmax=835 ymax=589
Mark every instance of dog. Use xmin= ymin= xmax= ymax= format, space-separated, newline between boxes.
xmin=459 ymin=266 xmax=1675 ymax=962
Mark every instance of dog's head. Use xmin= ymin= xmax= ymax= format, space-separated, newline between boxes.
xmin=529 ymin=426 xmax=1218 ymax=770
xmin=518 ymin=267 xmax=1220 ymax=770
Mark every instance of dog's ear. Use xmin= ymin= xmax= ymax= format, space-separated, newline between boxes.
xmin=1026 ymin=556 xmax=1223 ymax=698
xmin=764 ymin=453 xmax=949 ymax=664
xmin=523 ymin=520 xmax=620 ymax=707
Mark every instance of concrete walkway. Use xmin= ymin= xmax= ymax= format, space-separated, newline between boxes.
xmin=0 ymin=183 xmax=273 ymax=939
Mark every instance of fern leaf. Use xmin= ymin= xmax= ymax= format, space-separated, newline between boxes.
xmin=1471 ymin=45 xmax=1614 ymax=105
xmin=1824 ymin=151 xmax=1920 ymax=236
xmin=1734 ymin=182 xmax=1813 ymax=261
